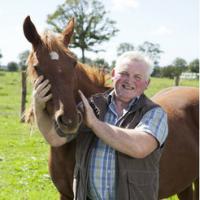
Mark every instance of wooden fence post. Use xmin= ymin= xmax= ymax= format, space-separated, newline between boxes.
xmin=20 ymin=71 xmax=27 ymax=122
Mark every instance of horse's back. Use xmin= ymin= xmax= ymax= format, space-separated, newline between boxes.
xmin=152 ymin=87 xmax=199 ymax=198
xmin=152 ymin=86 xmax=199 ymax=128
xmin=152 ymin=86 xmax=198 ymax=105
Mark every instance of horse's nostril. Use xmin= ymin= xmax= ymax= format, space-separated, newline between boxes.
xmin=58 ymin=115 xmax=73 ymax=127
xmin=56 ymin=112 xmax=82 ymax=129
xmin=67 ymin=119 xmax=72 ymax=124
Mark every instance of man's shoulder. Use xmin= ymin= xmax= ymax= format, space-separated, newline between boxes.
xmin=137 ymin=94 xmax=160 ymax=111
xmin=145 ymin=106 xmax=167 ymax=116
xmin=142 ymin=94 xmax=158 ymax=105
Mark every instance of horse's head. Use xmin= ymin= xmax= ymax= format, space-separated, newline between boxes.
xmin=23 ymin=16 xmax=82 ymax=135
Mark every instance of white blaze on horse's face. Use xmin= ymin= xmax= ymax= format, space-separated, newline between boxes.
xmin=49 ymin=51 xmax=59 ymax=60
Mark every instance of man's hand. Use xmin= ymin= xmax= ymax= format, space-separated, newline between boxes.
xmin=33 ymin=75 xmax=52 ymax=110
xmin=78 ymin=90 xmax=98 ymax=129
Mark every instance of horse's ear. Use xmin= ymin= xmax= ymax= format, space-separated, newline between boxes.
xmin=62 ymin=18 xmax=75 ymax=47
xmin=23 ymin=16 xmax=41 ymax=48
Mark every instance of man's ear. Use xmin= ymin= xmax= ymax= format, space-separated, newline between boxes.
xmin=145 ymin=79 xmax=151 ymax=89
xmin=111 ymin=68 xmax=115 ymax=78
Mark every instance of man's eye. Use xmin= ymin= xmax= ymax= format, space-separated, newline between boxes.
xmin=120 ymin=72 xmax=129 ymax=77
xmin=135 ymin=76 xmax=142 ymax=81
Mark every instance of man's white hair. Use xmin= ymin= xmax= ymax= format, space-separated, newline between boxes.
xmin=115 ymin=51 xmax=153 ymax=77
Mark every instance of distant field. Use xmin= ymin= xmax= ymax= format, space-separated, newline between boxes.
xmin=0 ymin=71 xmax=198 ymax=199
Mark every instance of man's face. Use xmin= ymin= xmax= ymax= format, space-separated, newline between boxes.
xmin=112 ymin=60 xmax=150 ymax=103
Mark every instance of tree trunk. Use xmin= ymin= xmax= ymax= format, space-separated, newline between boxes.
xmin=174 ymin=75 xmax=180 ymax=86
xmin=81 ymin=48 xmax=85 ymax=63
xmin=20 ymin=71 xmax=27 ymax=122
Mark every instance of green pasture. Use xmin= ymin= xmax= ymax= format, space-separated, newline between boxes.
xmin=0 ymin=71 xmax=198 ymax=200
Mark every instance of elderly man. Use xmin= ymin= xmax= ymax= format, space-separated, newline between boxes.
xmin=33 ymin=51 xmax=168 ymax=200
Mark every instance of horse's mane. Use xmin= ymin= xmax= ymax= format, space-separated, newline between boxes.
xmin=76 ymin=62 xmax=111 ymax=88
xmin=25 ymin=31 xmax=111 ymax=123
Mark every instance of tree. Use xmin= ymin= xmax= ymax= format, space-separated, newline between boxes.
xmin=172 ymin=57 xmax=187 ymax=68
xmin=110 ymin=60 xmax=116 ymax=69
xmin=93 ymin=58 xmax=109 ymax=70
xmin=0 ymin=50 xmax=2 ymax=68
xmin=160 ymin=66 xmax=173 ymax=79
xmin=84 ymin=57 xmax=110 ymax=70
xmin=171 ymin=57 xmax=187 ymax=80
xmin=18 ymin=50 xmax=29 ymax=71
xmin=7 ymin=62 xmax=19 ymax=72
xmin=151 ymin=66 xmax=162 ymax=77
xmin=117 ymin=43 xmax=134 ymax=56
xmin=137 ymin=41 xmax=163 ymax=66
xmin=84 ymin=57 xmax=93 ymax=66
xmin=47 ymin=0 xmax=118 ymax=63
xmin=188 ymin=59 xmax=199 ymax=73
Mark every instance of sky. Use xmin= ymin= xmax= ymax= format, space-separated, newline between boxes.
xmin=0 ymin=0 xmax=198 ymax=66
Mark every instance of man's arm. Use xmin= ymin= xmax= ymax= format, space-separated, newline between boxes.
xmin=79 ymin=90 xmax=159 ymax=159
xmin=33 ymin=76 xmax=68 ymax=147
xmin=87 ymin=118 xmax=157 ymax=159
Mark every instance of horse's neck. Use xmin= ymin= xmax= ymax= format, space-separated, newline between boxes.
xmin=77 ymin=67 xmax=108 ymax=99
xmin=78 ymin=76 xmax=107 ymax=97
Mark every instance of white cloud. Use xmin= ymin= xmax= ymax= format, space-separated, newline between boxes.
xmin=112 ymin=0 xmax=139 ymax=10
xmin=151 ymin=26 xmax=173 ymax=36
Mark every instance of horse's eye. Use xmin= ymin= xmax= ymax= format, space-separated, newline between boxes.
xmin=33 ymin=65 xmax=43 ymax=76
xmin=33 ymin=64 xmax=39 ymax=70
xmin=74 ymin=61 xmax=77 ymax=68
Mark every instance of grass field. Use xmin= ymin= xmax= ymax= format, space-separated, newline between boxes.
xmin=0 ymin=71 xmax=198 ymax=200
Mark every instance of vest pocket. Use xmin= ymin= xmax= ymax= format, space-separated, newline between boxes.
xmin=127 ymin=171 xmax=158 ymax=200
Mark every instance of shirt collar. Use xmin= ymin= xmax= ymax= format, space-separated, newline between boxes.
xmin=108 ymin=90 xmax=140 ymax=112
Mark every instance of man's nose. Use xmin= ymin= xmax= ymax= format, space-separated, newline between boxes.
xmin=127 ymin=76 xmax=136 ymax=84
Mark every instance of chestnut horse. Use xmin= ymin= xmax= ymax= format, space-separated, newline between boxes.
xmin=23 ymin=16 xmax=199 ymax=200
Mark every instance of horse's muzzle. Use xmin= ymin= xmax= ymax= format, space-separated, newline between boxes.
xmin=54 ymin=110 xmax=83 ymax=136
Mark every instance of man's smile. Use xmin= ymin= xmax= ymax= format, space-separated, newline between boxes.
xmin=121 ymin=84 xmax=135 ymax=90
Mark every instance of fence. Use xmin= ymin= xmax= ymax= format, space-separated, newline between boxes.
xmin=180 ymin=72 xmax=199 ymax=80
